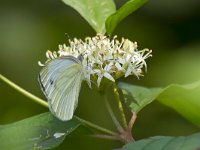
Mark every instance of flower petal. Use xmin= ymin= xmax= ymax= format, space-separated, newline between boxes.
xmin=103 ymin=72 xmax=115 ymax=82
xmin=97 ymin=75 xmax=103 ymax=87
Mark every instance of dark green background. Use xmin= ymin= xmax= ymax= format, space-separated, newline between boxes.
xmin=0 ymin=0 xmax=200 ymax=149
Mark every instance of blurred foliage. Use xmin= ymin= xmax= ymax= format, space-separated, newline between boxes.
xmin=0 ymin=0 xmax=200 ymax=149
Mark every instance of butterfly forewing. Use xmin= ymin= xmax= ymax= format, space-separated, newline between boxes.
xmin=38 ymin=56 xmax=83 ymax=121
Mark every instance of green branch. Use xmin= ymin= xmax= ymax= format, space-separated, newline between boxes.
xmin=75 ymin=116 xmax=116 ymax=136
xmin=0 ymin=74 xmax=48 ymax=107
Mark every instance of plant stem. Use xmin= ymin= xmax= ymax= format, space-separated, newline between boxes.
xmin=128 ymin=112 xmax=137 ymax=131
xmin=104 ymin=94 xmax=124 ymax=133
xmin=113 ymin=85 xmax=128 ymax=129
xmin=75 ymin=116 xmax=116 ymax=136
xmin=89 ymin=134 xmax=120 ymax=141
xmin=0 ymin=74 xmax=48 ymax=108
xmin=0 ymin=74 xmax=117 ymax=136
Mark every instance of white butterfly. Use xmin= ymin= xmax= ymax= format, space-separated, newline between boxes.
xmin=38 ymin=56 xmax=84 ymax=121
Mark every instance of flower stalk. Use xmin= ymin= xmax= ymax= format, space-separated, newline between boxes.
xmin=113 ymin=85 xmax=128 ymax=129
xmin=104 ymin=94 xmax=124 ymax=133
xmin=103 ymin=90 xmax=136 ymax=143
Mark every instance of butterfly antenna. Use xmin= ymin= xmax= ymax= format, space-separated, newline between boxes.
xmin=64 ymin=33 xmax=70 ymax=39
xmin=64 ymin=33 xmax=72 ymax=44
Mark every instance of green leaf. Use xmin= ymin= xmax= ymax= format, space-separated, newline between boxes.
xmin=62 ymin=0 xmax=116 ymax=34
xmin=118 ymin=81 xmax=200 ymax=127
xmin=106 ymin=0 xmax=149 ymax=35
xmin=157 ymin=81 xmax=200 ymax=127
xmin=118 ymin=82 xmax=162 ymax=113
xmin=122 ymin=132 xmax=200 ymax=150
xmin=0 ymin=112 xmax=81 ymax=150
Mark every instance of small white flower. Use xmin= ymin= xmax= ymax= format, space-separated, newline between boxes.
xmin=40 ymin=34 xmax=152 ymax=88
xmin=94 ymin=62 xmax=115 ymax=87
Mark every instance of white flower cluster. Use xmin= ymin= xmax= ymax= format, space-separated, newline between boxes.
xmin=40 ymin=34 xmax=152 ymax=88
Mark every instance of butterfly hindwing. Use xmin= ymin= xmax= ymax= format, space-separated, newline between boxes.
xmin=49 ymin=65 xmax=83 ymax=120
xmin=38 ymin=56 xmax=83 ymax=121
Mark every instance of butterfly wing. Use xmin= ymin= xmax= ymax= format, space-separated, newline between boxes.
xmin=38 ymin=56 xmax=83 ymax=121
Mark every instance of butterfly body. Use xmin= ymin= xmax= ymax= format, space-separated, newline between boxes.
xmin=38 ymin=56 xmax=84 ymax=121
